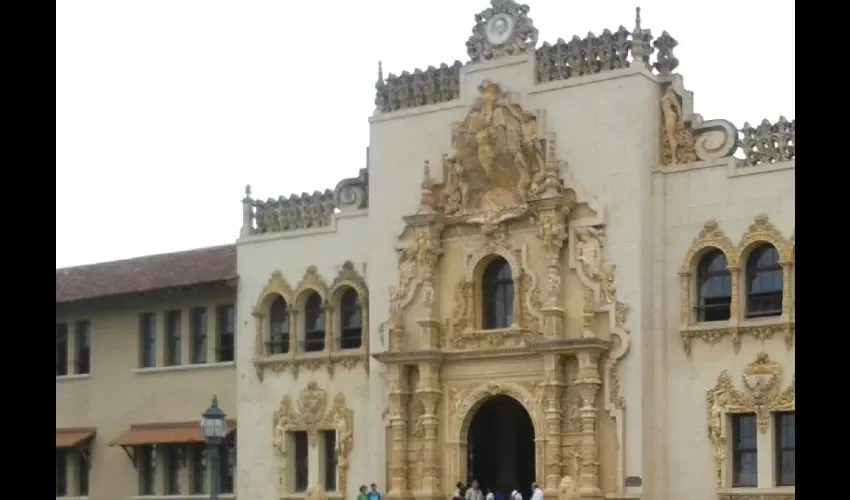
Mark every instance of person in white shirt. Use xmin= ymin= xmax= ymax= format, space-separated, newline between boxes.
xmin=530 ymin=482 xmax=543 ymax=500
xmin=465 ymin=480 xmax=484 ymax=500
xmin=453 ymin=482 xmax=465 ymax=500
xmin=485 ymin=488 xmax=495 ymax=500
xmin=510 ymin=490 xmax=522 ymax=500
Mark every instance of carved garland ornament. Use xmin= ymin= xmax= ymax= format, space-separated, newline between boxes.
xmin=680 ymin=215 xmax=795 ymax=355
xmin=273 ymin=382 xmax=354 ymax=498
xmin=706 ymin=353 xmax=794 ymax=488
xmin=253 ymin=263 xmax=370 ymax=380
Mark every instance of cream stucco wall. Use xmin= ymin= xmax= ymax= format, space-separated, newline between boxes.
xmin=56 ymin=288 xmax=237 ymax=500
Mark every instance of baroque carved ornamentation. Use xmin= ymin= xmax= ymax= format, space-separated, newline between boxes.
xmin=272 ymin=382 xmax=354 ymax=498
xmin=374 ymin=61 xmax=462 ymax=114
xmin=706 ymin=353 xmax=795 ymax=487
xmin=466 ymin=0 xmax=539 ymax=63
xmin=717 ymin=494 xmax=795 ymax=500
xmin=679 ymin=216 xmax=796 ymax=355
xmin=254 ymin=264 xmax=370 ymax=380
xmin=660 ymin=85 xmax=697 ymax=166
xmin=242 ymin=187 xmax=335 ymax=235
xmin=738 ymin=117 xmax=795 ymax=167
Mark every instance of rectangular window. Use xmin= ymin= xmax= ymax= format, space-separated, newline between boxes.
xmin=190 ymin=443 xmax=206 ymax=494
xmin=56 ymin=323 xmax=69 ymax=376
xmin=164 ymin=445 xmax=181 ymax=494
xmin=74 ymin=320 xmax=91 ymax=374
xmin=220 ymin=435 xmax=236 ymax=494
xmin=216 ymin=304 xmax=235 ymax=362
xmin=56 ymin=449 xmax=68 ymax=497
xmin=139 ymin=313 xmax=157 ymax=368
xmin=294 ymin=431 xmax=309 ymax=492
xmin=190 ymin=307 xmax=208 ymax=364
xmin=731 ymin=413 xmax=758 ymax=487
xmin=165 ymin=310 xmax=182 ymax=366
xmin=322 ymin=430 xmax=337 ymax=491
xmin=775 ymin=411 xmax=795 ymax=486
xmin=138 ymin=444 xmax=157 ymax=495
xmin=77 ymin=452 xmax=89 ymax=496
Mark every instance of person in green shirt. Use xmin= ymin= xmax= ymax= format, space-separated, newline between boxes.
xmin=357 ymin=485 xmax=368 ymax=500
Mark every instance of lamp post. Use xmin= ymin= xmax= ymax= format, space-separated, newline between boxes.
xmin=200 ymin=395 xmax=228 ymax=500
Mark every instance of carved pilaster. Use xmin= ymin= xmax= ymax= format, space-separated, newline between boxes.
xmin=415 ymin=361 xmax=443 ymax=498
xmin=388 ymin=364 xmax=411 ymax=498
xmin=541 ymin=354 xmax=564 ymax=494
xmin=288 ymin=309 xmax=298 ymax=355
xmin=781 ymin=261 xmax=793 ymax=318
xmin=679 ymin=272 xmax=691 ymax=326
xmin=534 ymin=205 xmax=567 ymax=339
xmin=575 ymin=351 xmax=602 ymax=498
xmin=511 ymin=276 xmax=523 ymax=329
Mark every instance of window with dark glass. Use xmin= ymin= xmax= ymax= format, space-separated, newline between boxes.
xmin=138 ymin=444 xmax=157 ymax=495
xmin=77 ymin=452 xmax=89 ymax=495
xmin=164 ymin=445 xmax=181 ymax=494
xmin=190 ymin=307 xmax=208 ymax=364
xmin=165 ymin=310 xmax=182 ymax=366
xmin=746 ymin=244 xmax=783 ymax=318
xmin=775 ymin=411 xmax=795 ymax=486
xmin=139 ymin=313 xmax=157 ymax=368
xmin=304 ymin=293 xmax=326 ymax=352
xmin=294 ymin=431 xmax=309 ymax=492
xmin=482 ymin=257 xmax=514 ymax=330
xmin=322 ymin=430 xmax=337 ymax=491
xmin=696 ymin=249 xmax=732 ymax=322
xmin=56 ymin=323 xmax=69 ymax=376
xmin=56 ymin=449 xmax=67 ymax=497
xmin=268 ymin=297 xmax=290 ymax=355
xmin=216 ymin=304 xmax=235 ymax=362
xmin=74 ymin=320 xmax=91 ymax=374
xmin=191 ymin=443 xmax=206 ymax=494
xmin=731 ymin=413 xmax=758 ymax=487
xmin=219 ymin=435 xmax=236 ymax=494
xmin=339 ymin=288 xmax=362 ymax=349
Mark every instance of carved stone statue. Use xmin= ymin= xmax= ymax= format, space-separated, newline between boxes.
xmin=335 ymin=413 xmax=353 ymax=466
xmin=576 ymin=227 xmax=604 ymax=279
xmin=660 ymin=86 xmax=684 ymax=165
xmin=557 ymin=475 xmax=579 ymax=500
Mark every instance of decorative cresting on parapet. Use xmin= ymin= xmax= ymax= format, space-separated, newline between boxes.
xmin=535 ymin=8 xmax=680 ymax=84
xmin=738 ymin=117 xmax=796 ymax=167
xmin=373 ymin=60 xmax=463 ymax=114
xmin=272 ymin=382 xmax=354 ymax=499
xmin=679 ymin=215 xmax=795 ymax=356
xmin=717 ymin=494 xmax=795 ymax=500
xmin=252 ymin=263 xmax=370 ymax=380
xmin=659 ymin=81 xmax=739 ymax=167
xmin=706 ymin=353 xmax=795 ymax=488
xmin=241 ymin=170 xmax=369 ymax=237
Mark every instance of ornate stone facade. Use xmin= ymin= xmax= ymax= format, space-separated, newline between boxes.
xmin=233 ymin=2 xmax=795 ymax=500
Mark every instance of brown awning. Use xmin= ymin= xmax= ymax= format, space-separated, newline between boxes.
xmin=110 ymin=420 xmax=236 ymax=447
xmin=57 ymin=428 xmax=96 ymax=448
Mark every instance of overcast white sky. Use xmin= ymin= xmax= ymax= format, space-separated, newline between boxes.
xmin=56 ymin=0 xmax=794 ymax=268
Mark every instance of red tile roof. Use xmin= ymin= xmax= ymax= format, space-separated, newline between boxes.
xmin=56 ymin=244 xmax=237 ymax=304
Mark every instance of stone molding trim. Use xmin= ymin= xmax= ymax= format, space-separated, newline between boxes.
xmin=272 ymin=382 xmax=354 ymax=499
xmin=706 ymin=353 xmax=795 ymax=488
xmin=252 ymin=263 xmax=370 ymax=380
xmin=679 ymin=215 xmax=795 ymax=355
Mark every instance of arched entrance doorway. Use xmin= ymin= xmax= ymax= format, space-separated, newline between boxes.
xmin=466 ymin=395 xmax=535 ymax=498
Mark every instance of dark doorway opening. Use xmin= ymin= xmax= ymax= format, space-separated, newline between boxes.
xmin=467 ymin=395 xmax=535 ymax=500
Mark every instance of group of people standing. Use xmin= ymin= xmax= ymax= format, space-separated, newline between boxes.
xmin=357 ymin=483 xmax=383 ymax=500
xmin=453 ymin=480 xmax=543 ymax=500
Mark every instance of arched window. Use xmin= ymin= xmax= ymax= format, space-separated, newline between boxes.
xmin=268 ymin=296 xmax=290 ymax=355
xmin=745 ymin=244 xmax=783 ymax=318
xmin=482 ymin=257 xmax=514 ymax=330
xmin=304 ymin=293 xmax=326 ymax=352
xmin=339 ymin=288 xmax=362 ymax=350
xmin=696 ymin=249 xmax=732 ymax=322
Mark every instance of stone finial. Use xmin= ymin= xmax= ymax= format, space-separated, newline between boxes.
xmin=631 ymin=6 xmax=654 ymax=68
xmin=418 ymin=160 xmax=436 ymax=212
xmin=377 ymin=61 xmax=384 ymax=83
xmin=653 ymin=31 xmax=680 ymax=75
xmin=241 ymin=184 xmax=255 ymax=238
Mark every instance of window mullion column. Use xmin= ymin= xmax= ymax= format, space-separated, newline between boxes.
xmin=756 ymin=419 xmax=774 ymax=488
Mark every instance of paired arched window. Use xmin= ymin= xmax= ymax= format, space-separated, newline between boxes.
xmin=696 ymin=249 xmax=731 ymax=322
xmin=745 ymin=244 xmax=782 ymax=318
xmin=339 ymin=288 xmax=362 ymax=349
xmin=304 ymin=292 xmax=326 ymax=352
xmin=268 ymin=296 xmax=290 ymax=354
xmin=482 ymin=257 xmax=514 ymax=330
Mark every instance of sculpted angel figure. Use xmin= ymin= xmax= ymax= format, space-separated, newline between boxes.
xmin=335 ymin=413 xmax=353 ymax=465
xmin=443 ymin=154 xmax=470 ymax=215
xmin=576 ymin=227 xmax=604 ymax=279
xmin=660 ymin=86 xmax=684 ymax=165
xmin=708 ymin=388 xmax=728 ymax=484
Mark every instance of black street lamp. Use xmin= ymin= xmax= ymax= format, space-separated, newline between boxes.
xmin=200 ymin=395 xmax=228 ymax=500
